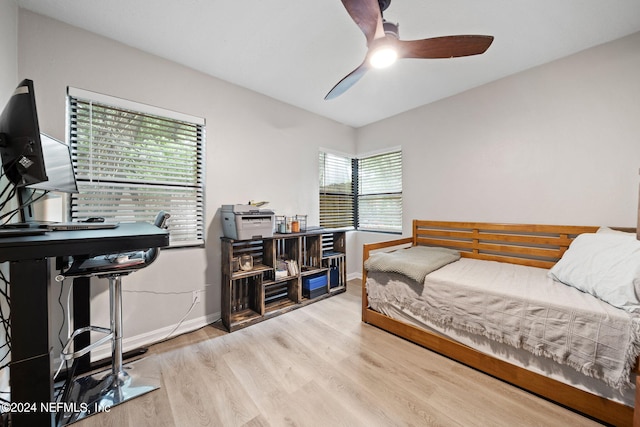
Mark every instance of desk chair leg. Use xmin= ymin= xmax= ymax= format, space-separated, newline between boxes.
xmin=110 ymin=275 xmax=126 ymax=384
xmin=57 ymin=274 xmax=160 ymax=426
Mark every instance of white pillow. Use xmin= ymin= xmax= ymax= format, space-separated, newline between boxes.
xmin=548 ymin=232 xmax=640 ymax=313
xmin=596 ymin=226 xmax=636 ymax=237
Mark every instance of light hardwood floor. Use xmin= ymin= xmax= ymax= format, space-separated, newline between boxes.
xmin=75 ymin=280 xmax=603 ymax=426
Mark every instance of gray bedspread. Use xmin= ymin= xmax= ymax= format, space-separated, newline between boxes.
xmin=366 ymin=256 xmax=640 ymax=390
xmin=364 ymin=246 xmax=460 ymax=283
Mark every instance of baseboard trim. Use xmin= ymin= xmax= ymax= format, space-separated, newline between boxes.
xmin=89 ymin=311 xmax=220 ymax=362
xmin=347 ymin=272 xmax=362 ymax=281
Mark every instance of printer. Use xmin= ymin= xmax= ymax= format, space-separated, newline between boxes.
xmin=221 ymin=204 xmax=275 ymax=240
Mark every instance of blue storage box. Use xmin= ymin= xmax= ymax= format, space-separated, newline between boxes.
xmin=329 ymin=266 xmax=340 ymax=288
xmin=303 ymin=275 xmax=328 ymax=299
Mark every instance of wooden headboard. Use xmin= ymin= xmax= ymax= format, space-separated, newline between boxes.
xmin=411 ymin=220 xmax=599 ymax=269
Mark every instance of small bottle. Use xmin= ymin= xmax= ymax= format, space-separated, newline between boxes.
xmin=286 ymin=217 xmax=292 ymax=233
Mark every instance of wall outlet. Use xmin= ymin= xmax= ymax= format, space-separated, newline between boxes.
xmin=192 ymin=290 xmax=201 ymax=304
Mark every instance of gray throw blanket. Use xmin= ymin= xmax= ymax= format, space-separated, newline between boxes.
xmin=364 ymin=246 xmax=461 ymax=283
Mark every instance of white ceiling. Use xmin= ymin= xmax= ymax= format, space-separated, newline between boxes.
xmin=16 ymin=0 xmax=640 ymax=128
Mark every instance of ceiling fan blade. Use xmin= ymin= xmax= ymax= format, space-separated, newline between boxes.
xmin=341 ymin=0 xmax=386 ymax=45
xmin=397 ymin=35 xmax=494 ymax=59
xmin=325 ymin=62 xmax=371 ymax=100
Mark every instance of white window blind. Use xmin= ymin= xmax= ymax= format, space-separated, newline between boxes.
xmin=319 ymin=151 xmax=354 ymax=229
xmin=357 ymin=150 xmax=402 ymax=233
xmin=68 ymin=88 xmax=205 ymax=247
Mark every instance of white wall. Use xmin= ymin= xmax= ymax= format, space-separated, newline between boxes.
xmin=0 ymin=0 xmax=17 ymax=100
xmin=18 ymin=10 xmax=355 ymax=356
xmin=355 ymin=31 xmax=640 ymax=269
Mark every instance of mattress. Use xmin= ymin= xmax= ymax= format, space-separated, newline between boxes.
xmin=366 ymin=257 xmax=640 ymax=406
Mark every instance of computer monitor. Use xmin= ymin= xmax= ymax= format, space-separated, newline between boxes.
xmin=28 ymin=134 xmax=78 ymax=194
xmin=0 ymin=79 xmax=79 ymax=224
xmin=0 ymin=79 xmax=48 ymax=188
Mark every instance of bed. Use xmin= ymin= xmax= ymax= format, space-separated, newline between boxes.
xmin=362 ymin=220 xmax=640 ymax=426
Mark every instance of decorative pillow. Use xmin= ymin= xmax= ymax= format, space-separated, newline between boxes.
xmin=548 ymin=232 xmax=640 ymax=313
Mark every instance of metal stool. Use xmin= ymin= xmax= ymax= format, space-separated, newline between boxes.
xmin=56 ymin=211 xmax=170 ymax=426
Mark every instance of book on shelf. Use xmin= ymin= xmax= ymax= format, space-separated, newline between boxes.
xmin=286 ymin=259 xmax=299 ymax=276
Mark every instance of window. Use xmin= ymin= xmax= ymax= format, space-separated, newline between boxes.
xmin=357 ymin=150 xmax=402 ymax=233
xmin=319 ymin=149 xmax=402 ymax=233
xmin=68 ymin=88 xmax=205 ymax=247
xmin=319 ymin=151 xmax=354 ymax=229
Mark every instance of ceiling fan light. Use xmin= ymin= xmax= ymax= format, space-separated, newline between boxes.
xmin=369 ymin=46 xmax=398 ymax=69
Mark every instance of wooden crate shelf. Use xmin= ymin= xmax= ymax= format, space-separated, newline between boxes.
xmin=300 ymin=266 xmax=328 ymax=276
xmin=222 ymin=229 xmax=347 ymax=331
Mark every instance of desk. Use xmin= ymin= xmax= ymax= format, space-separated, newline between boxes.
xmin=0 ymin=223 xmax=169 ymax=427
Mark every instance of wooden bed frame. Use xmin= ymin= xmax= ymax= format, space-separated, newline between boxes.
xmin=362 ymin=220 xmax=639 ymax=427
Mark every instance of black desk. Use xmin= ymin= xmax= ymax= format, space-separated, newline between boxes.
xmin=0 ymin=223 xmax=169 ymax=427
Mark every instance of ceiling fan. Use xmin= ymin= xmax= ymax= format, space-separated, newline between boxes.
xmin=324 ymin=0 xmax=494 ymax=100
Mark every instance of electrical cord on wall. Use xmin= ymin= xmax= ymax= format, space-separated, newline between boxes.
xmin=162 ymin=299 xmax=198 ymax=342
xmin=51 ymin=286 xmax=206 ymax=376
xmin=123 ymin=288 xmax=204 ymax=342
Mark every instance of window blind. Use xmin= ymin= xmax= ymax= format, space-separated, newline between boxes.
xmin=357 ymin=150 xmax=402 ymax=233
xmin=68 ymin=89 xmax=205 ymax=247
xmin=319 ymin=151 xmax=354 ymax=229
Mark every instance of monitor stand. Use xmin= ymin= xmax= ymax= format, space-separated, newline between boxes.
xmin=17 ymin=186 xmax=37 ymax=223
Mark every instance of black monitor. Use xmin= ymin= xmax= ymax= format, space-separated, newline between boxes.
xmin=28 ymin=134 xmax=78 ymax=194
xmin=0 ymin=79 xmax=78 ymax=224
xmin=0 ymin=79 xmax=48 ymax=188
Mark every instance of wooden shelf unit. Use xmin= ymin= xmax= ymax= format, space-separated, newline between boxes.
xmin=221 ymin=230 xmax=347 ymax=331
